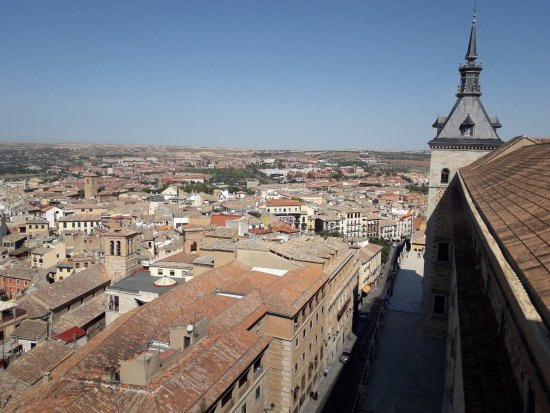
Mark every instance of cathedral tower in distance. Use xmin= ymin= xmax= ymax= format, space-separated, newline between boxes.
xmin=83 ymin=172 xmax=99 ymax=199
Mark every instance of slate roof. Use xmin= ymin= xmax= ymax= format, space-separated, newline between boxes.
xmin=107 ymin=270 xmax=185 ymax=296
xmin=430 ymin=94 xmax=502 ymax=145
xmin=460 ymin=137 xmax=550 ymax=326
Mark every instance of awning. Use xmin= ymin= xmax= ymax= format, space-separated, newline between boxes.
xmin=362 ymin=285 xmax=372 ymax=294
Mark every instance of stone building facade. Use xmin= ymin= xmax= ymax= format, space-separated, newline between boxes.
xmin=422 ymin=11 xmax=550 ymax=413
xmin=422 ymin=12 xmax=503 ymax=337
xmin=103 ymin=227 xmax=139 ymax=282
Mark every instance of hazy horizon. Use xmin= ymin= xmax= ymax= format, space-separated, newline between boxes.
xmin=1 ymin=0 xmax=548 ymax=150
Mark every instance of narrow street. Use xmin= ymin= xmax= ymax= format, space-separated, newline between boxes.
xmin=357 ymin=252 xmax=445 ymax=413
xmin=302 ymin=250 xmax=445 ymax=413
xmin=320 ymin=297 xmax=384 ymax=412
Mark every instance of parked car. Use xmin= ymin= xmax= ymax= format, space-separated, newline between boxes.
xmin=339 ymin=349 xmax=352 ymax=363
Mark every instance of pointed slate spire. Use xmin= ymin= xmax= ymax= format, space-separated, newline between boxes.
xmin=457 ymin=2 xmax=482 ymax=97
xmin=429 ymin=2 xmax=503 ymax=148
xmin=465 ymin=6 xmax=478 ymax=62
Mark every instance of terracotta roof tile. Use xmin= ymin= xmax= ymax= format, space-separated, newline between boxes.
xmin=11 ymin=319 xmax=47 ymax=340
xmin=461 ymin=137 xmax=550 ymax=325
xmin=32 ymin=265 xmax=110 ymax=310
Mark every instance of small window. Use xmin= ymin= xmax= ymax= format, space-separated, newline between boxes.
xmin=221 ymin=388 xmax=233 ymax=407
xmin=253 ymin=358 xmax=262 ymax=371
xmin=238 ymin=373 xmax=248 ymax=388
xmin=169 ymin=270 xmax=175 ymax=276
xmin=241 ymin=404 xmax=247 ymax=413
xmin=438 ymin=242 xmax=449 ymax=262
xmin=255 ymin=386 xmax=261 ymax=400
xmin=434 ymin=295 xmax=446 ymax=314
xmin=158 ymin=269 xmax=163 ymax=275
xmin=440 ymin=168 xmax=450 ymax=184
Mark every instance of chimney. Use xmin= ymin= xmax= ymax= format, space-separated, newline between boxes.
xmin=42 ymin=372 xmax=52 ymax=386
xmin=120 ymin=351 xmax=160 ymax=386
xmin=169 ymin=317 xmax=209 ymax=351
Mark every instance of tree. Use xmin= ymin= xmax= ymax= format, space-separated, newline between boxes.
xmin=318 ymin=229 xmax=342 ymax=238
xmin=369 ymin=237 xmax=392 ymax=263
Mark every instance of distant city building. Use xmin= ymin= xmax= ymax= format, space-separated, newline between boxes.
xmin=83 ymin=172 xmax=99 ymax=199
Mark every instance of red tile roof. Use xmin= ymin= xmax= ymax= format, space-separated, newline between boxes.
xmin=210 ymin=214 xmax=242 ymax=227
xmin=5 ymin=260 xmax=329 ymax=412
xmin=461 ymin=136 xmax=550 ymax=325
xmin=55 ymin=326 xmax=87 ymax=343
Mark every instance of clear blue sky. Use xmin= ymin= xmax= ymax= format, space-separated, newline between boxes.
xmin=1 ymin=0 xmax=548 ymax=150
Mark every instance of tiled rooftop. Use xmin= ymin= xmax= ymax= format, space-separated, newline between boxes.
xmin=53 ymin=293 xmax=106 ymax=335
xmin=461 ymin=137 xmax=550 ymax=325
xmin=264 ymin=266 xmax=328 ymax=316
xmin=11 ymin=319 xmax=47 ymax=340
xmin=6 ymin=259 xmax=330 ymax=411
xmin=4 ymin=340 xmax=73 ymax=385
xmin=32 ymin=264 xmax=110 ymax=311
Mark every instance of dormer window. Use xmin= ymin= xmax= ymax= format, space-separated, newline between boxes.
xmin=460 ymin=114 xmax=475 ymax=137
xmin=441 ymin=169 xmax=450 ymax=184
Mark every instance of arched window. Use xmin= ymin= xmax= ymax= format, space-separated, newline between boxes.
xmin=441 ymin=168 xmax=450 ymax=184
xmin=109 ymin=240 xmax=114 ymax=256
xmin=116 ymin=241 xmax=121 ymax=256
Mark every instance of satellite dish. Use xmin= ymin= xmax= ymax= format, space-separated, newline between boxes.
xmin=186 ymin=324 xmax=194 ymax=333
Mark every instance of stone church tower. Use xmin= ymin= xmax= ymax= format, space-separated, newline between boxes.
xmin=83 ymin=172 xmax=99 ymax=199
xmin=183 ymin=226 xmax=204 ymax=254
xmin=104 ymin=227 xmax=139 ymax=282
xmin=422 ymin=11 xmax=503 ymax=336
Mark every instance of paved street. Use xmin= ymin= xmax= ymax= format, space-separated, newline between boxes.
xmin=317 ymin=297 xmax=384 ymax=413
xmin=300 ymin=249 xmax=445 ymax=413
xmin=358 ymin=252 xmax=445 ymax=413
xmin=301 ymin=247 xmax=398 ymax=413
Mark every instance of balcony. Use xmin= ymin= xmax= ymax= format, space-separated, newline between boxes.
xmin=0 ymin=307 xmax=27 ymax=328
